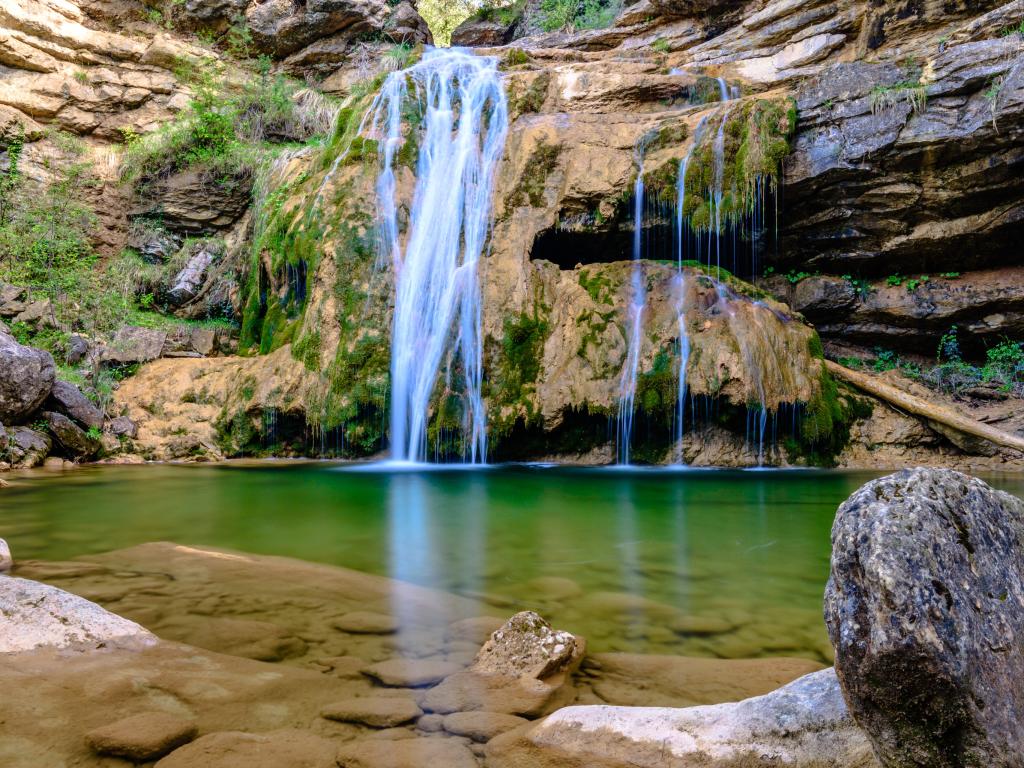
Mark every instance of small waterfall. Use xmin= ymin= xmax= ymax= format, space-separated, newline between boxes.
xmin=672 ymin=117 xmax=708 ymax=464
xmin=368 ymin=48 xmax=509 ymax=464
xmin=617 ymin=152 xmax=647 ymax=465
xmin=716 ymin=77 xmax=729 ymax=102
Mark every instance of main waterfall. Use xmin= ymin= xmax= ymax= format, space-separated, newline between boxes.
xmin=368 ymin=49 xmax=508 ymax=464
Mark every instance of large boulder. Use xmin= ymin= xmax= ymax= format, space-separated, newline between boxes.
xmin=244 ymin=0 xmax=390 ymax=58
xmin=0 ymin=577 xmax=155 ymax=653
xmin=451 ymin=16 xmax=513 ymax=47
xmin=44 ymin=411 xmax=101 ymax=458
xmin=0 ymin=331 xmax=55 ymax=423
xmin=166 ymin=241 xmax=219 ymax=307
xmin=486 ymin=668 xmax=877 ymax=768
xmin=825 ymin=468 xmax=1024 ymax=767
xmin=47 ymin=380 xmax=104 ymax=430
xmin=101 ymin=326 xmax=167 ymax=364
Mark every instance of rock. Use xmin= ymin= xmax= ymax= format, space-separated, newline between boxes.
xmin=107 ymin=415 xmax=138 ymax=438
xmin=0 ymin=577 xmax=154 ymax=653
xmin=129 ymin=168 xmax=253 ymax=234
xmin=486 ymin=669 xmax=876 ymax=768
xmin=66 ymin=335 xmax=88 ymax=365
xmin=0 ymin=331 xmax=55 ymax=423
xmin=336 ymin=737 xmax=478 ymax=768
xmin=363 ymin=658 xmax=463 ymax=687
xmin=44 ymin=411 xmax=101 ymax=458
xmin=334 ymin=610 xmax=399 ymax=634
xmin=86 ymin=712 xmax=198 ymax=761
xmin=320 ymin=696 xmax=423 ymax=727
xmin=445 ymin=615 xmax=505 ymax=645
xmin=127 ymin=224 xmax=181 ymax=263
xmin=424 ymin=612 xmax=585 ymax=717
xmin=471 ymin=611 xmax=581 ymax=679
xmin=824 ymin=468 xmax=1024 ymax=767
xmin=416 ymin=713 xmax=445 ymax=732
xmin=154 ymin=729 xmax=338 ymax=768
xmin=14 ymin=298 xmax=53 ymax=325
xmin=443 ymin=711 xmax=528 ymax=742
xmin=47 ymin=380 xmax=104 ymax=430
xmin=244 ymin=0 xmax=390 ymax=58
xmin=451 ymin=16 xmax=513 ymax=47
xmin=525 ymin=576 xmax=583 ymax=601
xmin=190 ymin=327 xmax=216 ymax=356
xmin=160 ymin=616 xmax=307 ymax=661
xmin=388 ymin=1 xmax=431 ymax=43
xmin=167 ymin=241 xmax=218 ymax=306
xmin=0 ymin=538 xmax=11 ymax=572
xmin=4 ymin=426 xmax=51 ymax=468
xmin=0 ymin=104 xmax=44 ymax=143
xmin=789 ymin=276 xmax=858 ymax=319
xmin=102 ymin=326 xmax=167 ymax=364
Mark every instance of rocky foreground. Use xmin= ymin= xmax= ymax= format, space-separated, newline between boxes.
xmin=2 ymin=467 xmax=1021 ymax=767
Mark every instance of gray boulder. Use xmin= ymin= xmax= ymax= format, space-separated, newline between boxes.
xmin=107 ymin=416 xmax=138 ymax=439
xmin=0 ymin=577 xmax=155 ymax=653
xmin=0 ymin=331 xmax=55 ymax=423
xmin=44 ymin=411 xmax=101 ymax=459
xmin=3 ymin=426 xmax=51 ymax=468
xmin=825 ymin=468 xmax=1024 ymax=767
xmin=451 ymin=16 xmax=513 ymax=47
xmin=166 ymin=241 xmax=218 ymax=306
xmin=66 ymin=335 xmax=89 ymax=365
xmin=47 ymin=380 xmax=104 ymax=430
xmin=101 ymin=326 xmax=167 ymax=364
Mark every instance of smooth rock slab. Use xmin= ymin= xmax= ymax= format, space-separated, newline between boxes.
xmin=486 ymin=668 xmax=877 ymax=768
xmin=321 ymin=696 xmax=423 ymax=727
xmin=363 ymin=658 xmax=463 ymax=687
xmin=86 ymin=712 xmax=197 ymax=761
xmin=0 ymin=577 xmax=155 ymax=653
xmin=337 ymin=737 xmax=478 ymax=768
xmin=825 ymin=468 xmax=1024 ymax=767
xmin=155 ymin=729 xmax=337 ymax=768
xmin=443 ymin=711 xmax=528 ymax=742
xmin=333 ymin=611 xmax=399 ymax=634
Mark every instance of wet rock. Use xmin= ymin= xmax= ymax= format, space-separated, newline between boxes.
xmin=107 ymin=415 xmax=138 ymax=439
xmin=443 ymin=711 xmax=528 ymax=742
xmin=825 ymin=468 xmax=1024 ymax=767
xmin=363 ymin=658 xmax=463 ymax=688
xmin=525 ymin=576 xmax=583 ymax=601
xmin=424 ymin=612 xmax=585 ymax=717
xmin=47 ymin=380 xmax=104 ymax=430
xmin=161 ymin=616 xmax=307 ymax=661
xmin=0 ymin=538 xmax=11 ymax=572
xmin=486 ymin=668 xmax=876 ymax=768
xmin=320 ymin=696 xmax=423 ymax=727
xmin=44 ymin=411 xmax=101 ymax=458
xmin=472 ymin=610 xmax=581 ymax=679
xmin=336 ymin=737 xmax=478 ymax=768
xmin=102 ymin=326 xmax=167 ymax=364
xmin=334 ymin=610 xmax=399 ymax=634
xmin=0 ymin=330 xmax=55 ymax=423
xmin=0 ymin=577 xmax=155 ymax=652
xmin=416 ymin=713 xmax=445 ymax=732
xmin=155 ymin=729 xmax=337 ymax=768
xmin=86 ymin=712 xmax=198 ymax=761
xmin=4 ymin=426 xmax=51 ymax=468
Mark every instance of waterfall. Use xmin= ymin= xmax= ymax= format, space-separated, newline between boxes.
xmin=368 ymin=48 xmax=508 ymax=464
xmin=673 ymin=117 xmax=708 ymax=464
xmin=617 ymin=150 xmax=648 ymax=465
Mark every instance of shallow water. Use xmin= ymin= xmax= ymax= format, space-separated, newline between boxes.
xmin=5 ymin=463 xmax=1023 ymax=661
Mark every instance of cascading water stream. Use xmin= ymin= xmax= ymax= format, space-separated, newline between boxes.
xmin=672 ymin=117 xmax=708 ymax=465
xmin=368 ymin=48 xmax=508 ymax=464
xmin=617 ymin=149 xmax=648 ymax=465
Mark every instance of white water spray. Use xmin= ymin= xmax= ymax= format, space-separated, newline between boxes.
xmin=368 ymin=48 xmax=508 ymax=464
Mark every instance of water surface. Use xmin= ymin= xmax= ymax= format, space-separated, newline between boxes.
xmin=5 ymin=463 xmax=1022 ymax=661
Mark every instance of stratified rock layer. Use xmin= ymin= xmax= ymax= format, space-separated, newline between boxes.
xmin=824 ymin=468 xmax=1024 ymax=767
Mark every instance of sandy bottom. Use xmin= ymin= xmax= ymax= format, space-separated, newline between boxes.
xmin=2 ymin=543 xmax=823 ymax=767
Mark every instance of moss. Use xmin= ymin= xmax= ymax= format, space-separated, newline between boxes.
xmin=807 ymin=333 xmax=824 ymax=360
xmin=578 ymin=267 xmax=615 ymax=304
xmin=643 ymin=159 xmax=681 ymax=207
xmin=506 ymin=140 xmax=562 ymax=209
xmin=510 ymin=72 xmax=551 ymax=117
xmin=790 ymin=364 xmax=871 ymax=467
xmin=214 ymin=407 xmax=261 ymax=456
xmin=647 ymin=121 xmax=689 ymax=153
xmin=636 ymin=347 xmax=676 ymax=416
xmin=503 ymin=48 xmax=531 ymax=68
xmin=293 ymin=327 xmax=322 ymax=371
xmin=681 ymin=96 xmax=797 ymax=232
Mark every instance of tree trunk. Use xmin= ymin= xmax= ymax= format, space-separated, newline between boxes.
xmin=825 ymin=360 xmax=1024 ymax=455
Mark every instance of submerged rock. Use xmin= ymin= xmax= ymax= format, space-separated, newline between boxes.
xmin=363 ymin=658 xmax=463 ymax=688
xmin=333 ymin=610 xmax=399 ymax=634
xmin=0 ymin=331 xmax=55 ymax=424
xmin=486 ymin=668 xmax=876 ymax=768
xmin=0 ymin=577 xmax=154 ymax=653
xmin=0 ymin=538 xmax=11 ymax=572
xmin=320 ymin=696 xmax=423 ymax=727
xmin=86 ymin=712 xmax=197 ymax=761
xmin=154 ymin=729 xmax=337 ymax=768
xmin=336 ymin=737 xmax=478 ymax=768
xmin=825 ymin=468 xmax=1024 ymax=767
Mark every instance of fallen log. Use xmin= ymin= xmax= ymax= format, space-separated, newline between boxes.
xmin=825 ymin=359 xmax=1024 ymax=455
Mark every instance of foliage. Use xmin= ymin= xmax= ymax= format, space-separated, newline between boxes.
xmin=418 ymin=0 xmax=477 ymax=46
xmin=651 ymin=38 xmax=670 ymax=54
xmin=841 ymin=274 xmax=873 ymax=298
xmin=531 ymin=0 xmax=620 ymax=33
xmin=870 ymin=80 xmax=927 ymax=115
xmin=785 ymin=270 xmax=813 ymax=284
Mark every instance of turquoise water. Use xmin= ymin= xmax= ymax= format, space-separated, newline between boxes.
xmin=4 ymin=463 xmax=1022 ymax=660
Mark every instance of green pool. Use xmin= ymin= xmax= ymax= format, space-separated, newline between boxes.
xmin=5 ymin=463 xmax=1022 ymax=661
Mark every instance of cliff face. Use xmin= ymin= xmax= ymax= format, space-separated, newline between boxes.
xmin=2 ymin=0 xmax=1023 ymax=468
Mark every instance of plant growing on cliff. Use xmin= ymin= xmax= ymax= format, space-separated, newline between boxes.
xmin=870 ymin=81 xmax=927 ymax=116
